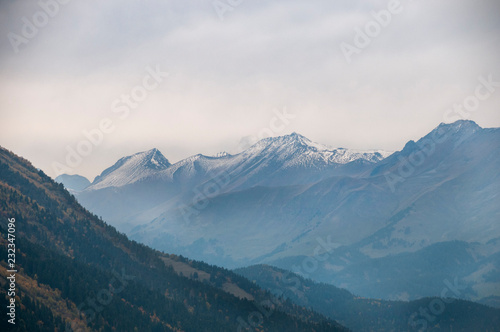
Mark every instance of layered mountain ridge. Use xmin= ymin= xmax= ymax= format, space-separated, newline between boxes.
xmin=67 ymin=120 xmax=500 ymax=304
xmin=3 ymin=141 xmax=499 ymax=331
xmin=79 ymin=132 xmax=390 ymax=193
xmin=0 ymin=145 xmax=348 ymax=332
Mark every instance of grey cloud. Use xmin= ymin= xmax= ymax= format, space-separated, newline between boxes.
xmin=0 ymin=0 xmax=499 ymax=178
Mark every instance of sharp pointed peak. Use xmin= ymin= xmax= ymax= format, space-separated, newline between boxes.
xmin=89 ymin=148 xmax=171 ymax=188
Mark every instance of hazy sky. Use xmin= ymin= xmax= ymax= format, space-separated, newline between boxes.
xmin=1 ymin=0 xmax=499 ymax=180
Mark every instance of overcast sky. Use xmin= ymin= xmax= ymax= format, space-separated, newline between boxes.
xmin=1 ymin=0 xmax=499 ymax=180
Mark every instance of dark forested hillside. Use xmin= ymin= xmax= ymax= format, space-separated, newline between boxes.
xmin=0 ymin=146 xmax=348 ymax=331
xmin=235 ymin=265 xmax=500 ymax=332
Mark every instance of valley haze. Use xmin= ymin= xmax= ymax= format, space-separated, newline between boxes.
xmin=2 ymin=0 xmax=500 ymax=330
xmin=57 ymin=120 xmax=500 ymax=307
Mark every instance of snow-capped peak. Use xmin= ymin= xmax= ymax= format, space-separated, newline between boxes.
xmin=87 ymin=148 xmax=171 ymax=190
xmin=254 ymin=132 xmax=330 ymax=151
xmin=147 ymin=148 xmax=171 ymax=169
xmin=244 ymin=132 xmax=389 ymax=167
xmin=85 ymin=134 xmax=391 ymax=192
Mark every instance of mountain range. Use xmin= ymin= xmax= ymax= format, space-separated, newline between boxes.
xmin=2 ymin=133 xmax=500 ymax=331
xmin=59 ymin=120 xmax=500 ymax=305
xmin=0 ymin=145 xmax=348 ymax=331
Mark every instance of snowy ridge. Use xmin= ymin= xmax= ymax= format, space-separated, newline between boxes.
xmin=85 ymin=133 xmax=391 ymax=190
xmin=155 ymin=133 xmax=390 ymax=183
xmin=88 ymin=148 xmax=171 ymax=190
xmin=74 ymin=120 xmax=500 ymax=304
xmin=240 ymin=132 xmax=390 ymax=168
